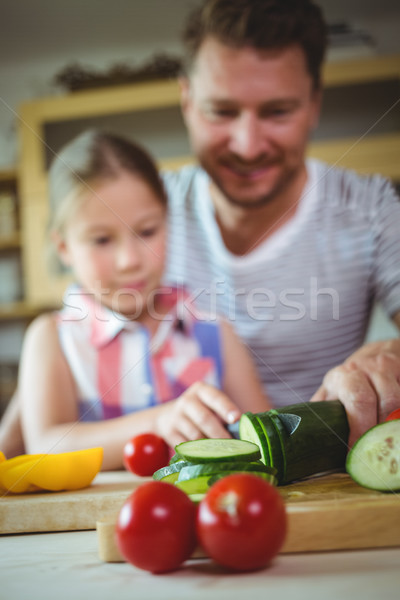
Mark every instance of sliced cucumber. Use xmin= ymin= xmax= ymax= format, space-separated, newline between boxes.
xmin=175 ymin=475 xmax=211 ymax=494
xmin=271 ymin=400 xmax=349 ymax=484
xmin=208 ymin=471 xmax=277 ymax=486
xmin=239 ymin=400 xmax=349 ymax=485
xmin=256 ymin=414 xmax=285 ymax=483
xmin=168 ymin=452 xmax=183 ymax=464
xmin=239 ymin=413 xmax=271 ymax=465
xmin=346 ymin=420 xmax=400 ymax=491
xmin=188 ymin=493 xmax=206 ymax=504
xmin=175 ymin=438 xmax=261 ymax=463
xmin=177 ymin=460 xmax=274 ymax=483
xmin=239 ymin=411 xmax=285 ymax=482
xmin=152 ymin=460 xmax=190 ymax=483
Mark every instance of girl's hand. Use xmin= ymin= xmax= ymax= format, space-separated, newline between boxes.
xmin=156 ymin=382 xmax=241 ymax=448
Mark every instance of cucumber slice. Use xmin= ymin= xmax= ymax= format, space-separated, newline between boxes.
xmin=239 ymin=412 xmax=271 ymax=465
xmin=175 ymin=475 xmax=211 ymax=494
xmin=152 ymin=460 xmax=190 ymax=483
xmin=208 ymin=471 xmax=277 ymax=487
xmin=188 ymin=493 xmax=206 ymax=503
xmin=256 ymin=414 xmax=285 ymax=484
xmin=177 ymin=460 xmax=275 ymax=483
xmin=346 ymin=420 xmax=400 ymax=491
xmin=175 ymin=438 xmax=261 ymax=463
xmin=168 ymin=452 xmax=183 ymax=465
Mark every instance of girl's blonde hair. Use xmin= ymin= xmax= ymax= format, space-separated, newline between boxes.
xmin=47 ymin=129 xmax=167 ymax=272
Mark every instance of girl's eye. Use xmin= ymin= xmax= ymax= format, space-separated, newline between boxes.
xmin=139 ymin=227 xmax=157 ymax=238
xmin=139 ymin=221 xmax=163 ymax=238
xmin=93 ymin=236 xmax=111 ymax=245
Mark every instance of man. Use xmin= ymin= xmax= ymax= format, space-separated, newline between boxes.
xmin=1 ymin=0 xmax=399 ymax=456
xmin=162 ymin=0 xmax=400 ymax=446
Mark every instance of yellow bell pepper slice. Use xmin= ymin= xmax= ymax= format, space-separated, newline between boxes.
xmin=0 ymin=447 xmax=103 ymax=494
xmin=0 ymin=451 xmax=7 ymax=490
xmin=0 ymin=454 xmax=46 ymax=493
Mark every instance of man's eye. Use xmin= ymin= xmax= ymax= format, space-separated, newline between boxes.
xmin=260 ymin=106 xmax=293 ymax=119
xmin=215 ymin=108 xmax=236 ymax=117
xmin=205 ymin=107 xmax=237 ymax=120
xmin=272 ymin=108 xmax=290 ymax=117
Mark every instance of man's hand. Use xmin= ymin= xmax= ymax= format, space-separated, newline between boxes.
xmin=310 ymin=339 xmax=400 ymax=447
xmin=156 ymin=382 xmax=241 ymax=449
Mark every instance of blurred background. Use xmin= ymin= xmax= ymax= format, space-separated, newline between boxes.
xmin=0 ymin=0 xmax=399 ymax=416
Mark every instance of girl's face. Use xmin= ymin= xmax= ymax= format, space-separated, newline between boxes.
xmin=56 ymin=171 xmax=167 ymax=320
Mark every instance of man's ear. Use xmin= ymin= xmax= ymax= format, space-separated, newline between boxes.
xmin=178 ymin=76 xmax=191 ymax=122
xmin=310 ymin=87 xmax=323 ymax=131
xmin=51 ymin=230 xmax=71 ymax=268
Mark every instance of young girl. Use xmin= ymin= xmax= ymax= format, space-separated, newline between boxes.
xmin=17 ymin=130 xmax=271 ymax=469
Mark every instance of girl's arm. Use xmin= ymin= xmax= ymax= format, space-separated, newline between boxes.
xmin=19 ymin=314 xmax=242 ymax=470
xmin=0 ymin=390 xmax=25 ymax=458
xmin=219 ymin=319 xmax=272 ymax=413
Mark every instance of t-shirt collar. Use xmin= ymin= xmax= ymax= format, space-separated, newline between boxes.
xmin=61 ymin=284 xmax=194 ymax=349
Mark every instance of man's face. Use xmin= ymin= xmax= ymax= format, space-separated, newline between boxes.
xmin=180 ymin=39 xmax=321 ymax=209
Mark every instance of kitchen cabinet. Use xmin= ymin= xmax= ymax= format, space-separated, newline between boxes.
xmin=17 ymin=53 xmax=400 ymax=307
xmin=0 ymin=169 xmax=26 ymax=416
xmin=0 ymin=169 xmax=21 ymax=304
xmin=0 ymin=168 xmax=57 ymax=416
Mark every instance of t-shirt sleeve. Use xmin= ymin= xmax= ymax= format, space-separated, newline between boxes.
xmin=370 ymin=178 xmax=400 ymax=319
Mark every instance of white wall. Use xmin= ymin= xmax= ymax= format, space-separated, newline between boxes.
xmin=1 ymin=0 xmax=400 ymax=168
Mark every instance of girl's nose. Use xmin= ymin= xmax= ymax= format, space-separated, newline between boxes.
xmin=116 ymin=236 xmax=142 ymax=271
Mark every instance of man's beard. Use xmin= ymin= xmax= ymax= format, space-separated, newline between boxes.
xmin=204 ymin=159 xmax=297 ymax=211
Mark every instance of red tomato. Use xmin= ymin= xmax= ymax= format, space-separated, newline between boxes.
xmin=123 ymin=433 xmax=169 ymax=476
xmin=386 ymin=408 xmax=400 ymax=421
xmin=115 ymin=480 xmax=197 ymax=573
xmin=197 ymin=473 xmax=286 ymax=571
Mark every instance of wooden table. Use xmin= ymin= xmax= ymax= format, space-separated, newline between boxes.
xmin=1 ymin=470 xmax=399 ymax=599
xmin=1 ymin=529 xmax=399 ymax=600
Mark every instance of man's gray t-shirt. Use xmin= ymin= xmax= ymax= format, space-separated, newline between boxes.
xmin=162 ymin=159 xmax=400 ymax=407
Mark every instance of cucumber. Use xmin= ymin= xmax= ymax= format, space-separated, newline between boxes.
xmin=208 ymin=471 xmax=277 ymax=486
xmin=168 ymin=452 xmax=183 ymax=464
xmin=175 ymin=475 xmax=211 ymax=494
xmin=272 ymin=400 xmax=349 ymax=484
xmin=239 ymin=411 xmax=286 ymax=484
xmin=346 ymin=420 xmax=400 ymax=491
xmin=175 ymin=438 xmax=261 ymax=463
xmin=152 ymin=460 xmax=191 ymax=483
xmin=239 ymin=400 xmax=349 ymax=485
xmin=177 ymin=460 xmax=275 ymax=483
xmin=256 ymin=414 xmax=285 ymax=483
xmin=188 ymin=493 xmax=206 ymax=503
xmin=239 ymin=413 xmax=271 ymax=465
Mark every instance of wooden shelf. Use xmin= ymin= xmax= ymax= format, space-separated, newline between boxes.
xmin=0 ymin=301 xmax=58 ymax=322
xmin=323 ymin=54 xmax=400 ymax=87
xmin=0 ymin=168 xmax=18 ymax=184
xmin=19 ymin=79 xmax=180 ymax=123
xmin=18 ymin=53 xmax=400 ymax=119
xmin=309 ymin=132 xmax=400 ymax=181
xmin=0 ymin=231 xmax=21 ymax=250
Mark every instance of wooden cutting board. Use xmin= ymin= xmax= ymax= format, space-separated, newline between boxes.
xmin=96 ymin=472 xmax=400 ymax=561
xmin=0 ymin=471 xmax=144 ymax=535
xmin=1 ymin=471 xmax=399 ymax=557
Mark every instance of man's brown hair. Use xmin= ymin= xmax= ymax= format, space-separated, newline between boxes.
xmin=182 ymin=0 xmax=328 ymax=89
